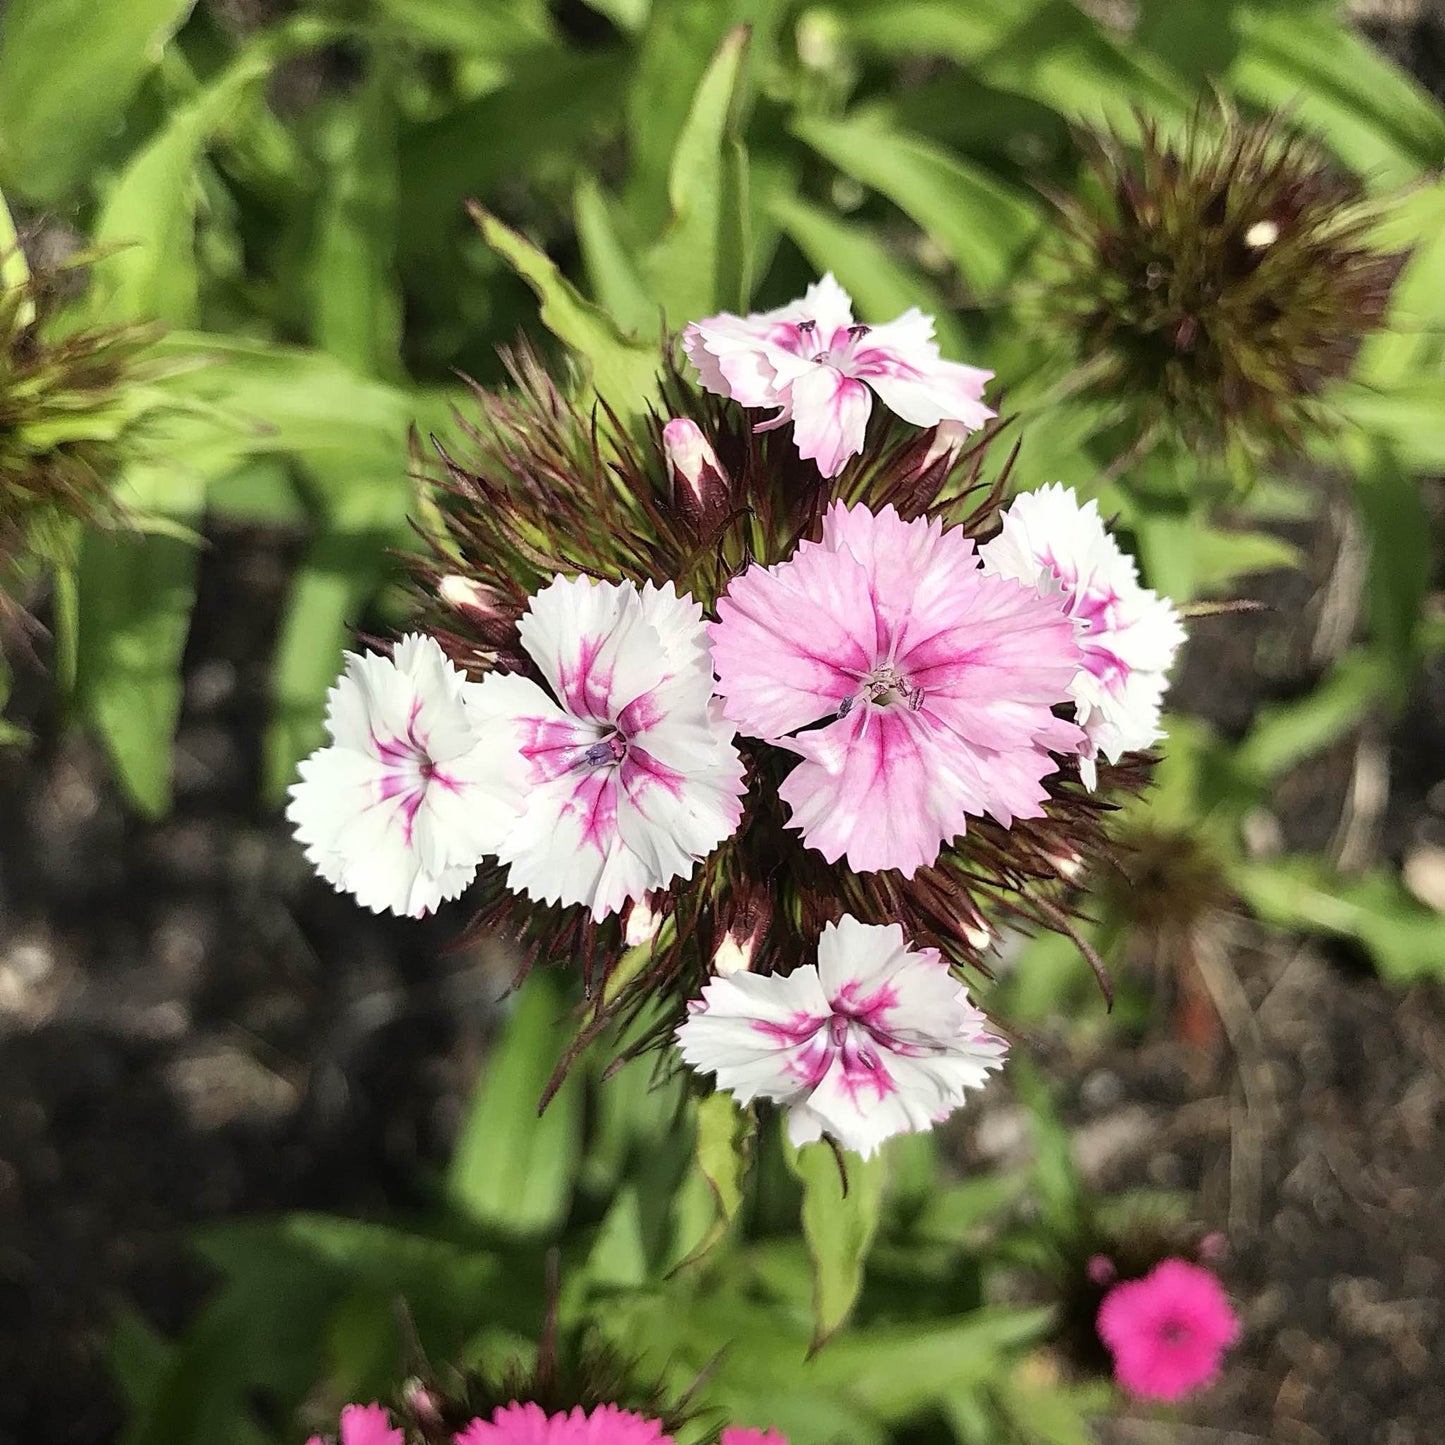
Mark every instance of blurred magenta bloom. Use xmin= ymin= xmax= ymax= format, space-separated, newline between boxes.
xmin=307 ymin=1403 xmax=404 ymax=1445
xmin=1097 ymin=1258 xmax=1240 ymax=1401
xmin=456 ymin=1402 xmax=670 ymax=1444
xmin=708 ymin=501 xmax=1084 ymax=875
xmin=683 ymin=274 xmax=994 ymax=477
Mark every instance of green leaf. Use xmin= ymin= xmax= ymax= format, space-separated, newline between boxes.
xmin=671 ymin=1092 xmax=754 ymax=1269
xmin=767 ymin=191 xmax=969 ymax=360
xmin=641 ymin=26 xmax=751 ymax=322
xmin=1189 ymin=526 xmax=1304 ymax=595
xmin=785 ymin=1137 xmax=885 ymax=1350
xmin=73 ymin=436 xmax=219 ymax=815
xmin=1353 ymin=440 xmax=1430 ymax=685
xmin=624 ymin=0 xmax=780 ymax=235
xmin=308 ymin=66 xmax=403 ymax=379
xmin=791 ymin=113 xmax=1040 ymax=298
xmin=832 ymin=0 xmax=1187 ymax=131
xmin=470 ymin=205 xmax=662 ymax=417
xmin=370 ymin=0 xmax=552 ymax=55
xmin=90 ymin=27 xmax=306 ymax=325
xmin=0 ymin=186 xmax=34 ymax=328
xmin=0 ymin=0 xmax=197 ymax=202
xmin=575 ymin=175 xmax=653 ymax=334
xmin=1231 ymin=857 xmax=1445 ymax=986
xmin=1338 ymin=380 xmax=1445 ymax=473
xmin=446 ymin=972 xmax=584 ymax=1236
xmin=1227 ymin=10 xmax=1445 ymax=189
xmin=1234 ymin=650 xmax=1393 ymax=784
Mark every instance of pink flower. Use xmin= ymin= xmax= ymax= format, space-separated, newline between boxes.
xmin=707 ymin=502 xmax=1085 ymax=876
xmin=676 ymin=916 xmax=1007 ymax=1157
xmin=307 ymin=1403 xmax=404 ymax=1445
xmin=455 ymin=1402 xmax=672 ymax=1445
xmin=1097 ymin=1259 xmax=1241 ymax=1402
xmin=469 ymin=576 xmax=746 ymax=921
xmin=683 ymin=275 xmax=994 ymax=477
xmin=721 ymin=1432 xmax=788 ymax=1445
xmin=979 ymin=484 xmax=1186 ymax=789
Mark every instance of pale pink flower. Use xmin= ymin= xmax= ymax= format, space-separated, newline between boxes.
xmin=683 ymin=275 xmax=994 ymax=478
xmin=1097 ymin=1259 xmax=1240 ymax=1402
xmin=307 ymin=1403 xmax=404 ymax=1445
xmin=469 ymin=576 xmax=746 ymax=922
xmin=287 ymin=635 xmax=520 ymax=917
xmin=708 ymin=502 xmax=1085 ymax=876
xmin=979 ymin=484 xmax=1186 ymax=789
xmin=455 ymin=1402 xmax=671 ymax=1445
xmin=676 ymin=916 xmax=1008 ymax=1158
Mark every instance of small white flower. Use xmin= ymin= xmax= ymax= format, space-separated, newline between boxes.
xmin=979 ymin=483 xmax=1186 ymax=789
xmin=468 ymin=575 xmax=746 ymax=922
xmin=676 ymin=916 xmax=1007 ymax=1158
xmin=287 ymin=635 xmax=520 ymax=917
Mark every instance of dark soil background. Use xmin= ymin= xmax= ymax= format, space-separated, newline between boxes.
xmin=4 ymin=9 xmax=1445 ymax=1445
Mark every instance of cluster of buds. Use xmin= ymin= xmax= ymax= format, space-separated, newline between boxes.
xmin=1048 ymin=107 xmax=1407 ymax=458
xmin=290 ymin=275 xmax=1188 ymax=1157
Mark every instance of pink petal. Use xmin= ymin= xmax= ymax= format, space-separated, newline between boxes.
xmin=787 ymin=366 xmax=872 ymax=477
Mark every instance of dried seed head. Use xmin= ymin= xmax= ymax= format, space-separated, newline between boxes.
xmin=1045 ymin=107 xmax=1408 ymax=458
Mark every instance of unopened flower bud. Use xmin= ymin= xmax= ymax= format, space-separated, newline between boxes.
xmin=919 ymin=419 xmax=971 ymax=477
xmin=662 ymin=417 xmax=728 ymax=525
xmin=624 ymin=895 xmax=661 ymax=948
xmin=439 ymin=573 xmax=504 ymax=625
xmin=1049 ymin=847 xmax=1085 ymax=883
xmin=1088 ymin=1254 xmax=1118 ymax=1286
xmin=961 ymin=917 xmax=993 ymax=953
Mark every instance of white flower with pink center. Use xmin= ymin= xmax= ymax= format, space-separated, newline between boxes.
xmin=683 ymin=274 xmax=995 ymax=478
xmin=707 ymin=502 xmax=1085 ymax=876
xmin=287 ymin=635 xmax=520 ymax=918
xmin=469 ymin=575 xmax=746 ymax=922
xmin=677 ymin=916 xmax=1007 ymax=1158
xmin=979 ymin=484 xmax=1187 ymax=789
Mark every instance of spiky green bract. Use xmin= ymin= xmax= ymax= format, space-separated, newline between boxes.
xmin=0 ymin=244 xmax=158 ymax=614
xmin=1047 ymin=109 xmax=1407 ymax=460
xmin=415 ymin=347 xmax=1147 ymax=1071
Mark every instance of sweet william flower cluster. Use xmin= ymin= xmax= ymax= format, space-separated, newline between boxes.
xmin=290 ymin=275 xmax=1185 ymax=1157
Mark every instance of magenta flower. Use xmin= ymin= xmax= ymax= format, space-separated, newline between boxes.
xmin=677 ymin=916 xmax=1007 ymax=1157
xmin=307 ymin=1403 xmax=404 ymax=1445
xmin=721 ymin=1432 xmax=788 ymax=1445
xmin=683 ymin=274 xmax=994 ymax=477
xmin=456 ymin=1402 xmax=671 ymax=1445
xmin=1097 ymin=1259 xmax=1241 ymax=1402
xmin=708 ymin=502 xmax=1085 ymax=875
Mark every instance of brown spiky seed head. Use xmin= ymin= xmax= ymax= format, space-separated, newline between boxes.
xmin=1047 ymin=108 xmax=1407 ymax=457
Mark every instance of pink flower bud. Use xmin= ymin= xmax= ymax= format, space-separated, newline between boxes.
xmin=1088 ymin=1254 xmax=1118 ymax=1286
xmin=624 ymin=895 xmax=662 ymax=948
xmin=919 ymin=419 xmax=971 ymax=476
xmin=713 ymin=930 xmax=754 ymax=977
xmin=662 ymin=417 xmax=728 ymax=524
xmin=439 ymin=574 xmax=505 ymax=626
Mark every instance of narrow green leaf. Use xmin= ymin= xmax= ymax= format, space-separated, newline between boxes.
xmin=767 ymin=191 xmax=970 ymax=359
xmin=0 ymin=0 xmax=197 ymax=202
xmin=785 ymin=1137 xmax=885 ymax=1349
xmin=1353 ymin=440 xmax=1430 ymax=685
xmin=833 ymin=0 xmax=1187 ymax=130
xmin=1227 ymin=10 xmax=1445 ymax=189
xmin=90 ymin=33 xmax=295 ymax=325
xmin=1235 ymin=650 xmax=1393 ymax=784
xmin=308 ymin=68 xmax=403 ymax=379
xmin=1231 ymin=857 xmax=1445 ymax=986
xmin=791 ymin=113 xmax=1040 ymax=298
xmin=1339 ymin=380 xmax=1445 ymax=473
xmin=641 ymin=26 xmax=751 ymax=322
xmin=470 ymin=205 xmax=662 ymax=417
xmin=574 ymin=174 xmax=654 ymax=334
xmin=446 ymin=972 xmax=583 ymax=1236
xmin=671 ymin=1092 xmax=754 ymax=1269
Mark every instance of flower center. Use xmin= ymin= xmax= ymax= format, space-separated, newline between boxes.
xmin=578 ymin=730 xmax=629 ymax=770
xmin=804 ymin=319 xmax=871 ymax=366
xmin=838 ymin=663 xmax=925 ymax=718
xmin=1159 ymin=1320 xmax=1191 ymax=1346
